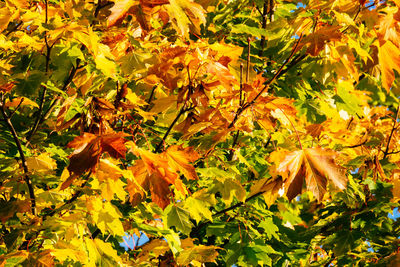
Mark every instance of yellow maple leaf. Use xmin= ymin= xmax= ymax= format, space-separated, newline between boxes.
xmin=377 ymin=40 xmax=400 ymax=92
xmin=26 ymin=153 xmax=57 ymax=174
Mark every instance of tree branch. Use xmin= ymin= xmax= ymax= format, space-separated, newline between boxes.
xmin=27 ymin=0 xmax=52 ymax=142
xmin=258 ymin=0 xmax=269 ymax=58
xmin=0 ymin=94 xmax=36 ymax=215
xmin=383 ymin=105 xmax=400 ymax=159
xmin=154 ymin=104 xmax=191 ymax=153
xmin=228 ymin=35 xmax=304 ymax=129
xmin=43 ymin=172 xmax=91 ymax=219
xmin=213 ymin=191 xmax=265 ymax=217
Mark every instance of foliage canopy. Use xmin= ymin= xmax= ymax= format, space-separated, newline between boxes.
xmin=1 ymin=0 xmax=400 ymax=266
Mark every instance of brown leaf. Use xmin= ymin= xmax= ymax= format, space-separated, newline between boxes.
xmin=66 ymin=133 xmax=127 ymax=177
xmin=67 ymin=133 xmax=101 ymax=176
xmin=306 ymin=124 xmax=324 ymax=138
xmin=276 ymin=147 xmax=347 ymax=201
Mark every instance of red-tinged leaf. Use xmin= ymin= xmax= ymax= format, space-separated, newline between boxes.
xmin=107 ymin=0 xmax=137 ymax=27
xmin=0 ymin=82 xmax=15 ymax=92
xmin=275 ymin=147 xmax=347 ymax=201
xmin=101 ymin=133 xmax=128 ymax=159
xmin=67 ymin=133 xmax=97 ymax=150
xmin=127 ymin=160 xmax=173 ymax=209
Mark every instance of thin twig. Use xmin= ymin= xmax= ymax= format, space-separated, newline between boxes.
xmin=246 ymin=37 xmax=251 ymax=83
xmin=8 ymin=98 xmax=24 ymax=118
xmin=213 ymin=191 xmax=265 ymax=217
xmin=258 ymin=0 xmax=269 ymax=57
xmin=5 ymin=21 xmax=22 ymax=37
xmin=239 ymin=63 xmax=244 ymax=106
xmin=341 ymin=5 xmax=361 ymax=34
xmin=383 ymin=105 xmax=400 ymax=159
xmin=27 ymin=0 xmax=52 ymax=141
xmin=0 ymin=94 xmax=36 ymax=215
xmin=228 ymin=35 xmax=304 ymax=129
xmin=154 ymin=104 xmax=191 ymax=153
xmin=43 ymin=172 xmax=91 ymax=219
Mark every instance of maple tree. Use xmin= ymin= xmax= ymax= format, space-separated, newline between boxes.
xmin=2 ymin=0 xmax=400 ymax=265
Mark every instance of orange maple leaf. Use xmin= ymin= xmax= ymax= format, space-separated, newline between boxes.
xmin=128 ymin=145 xmax=199 ymax=208
xmin=300 ymin=26 xmax=342 ymax=57
xmin=275 ymin=147 xmax=347 ymax=201
xmin=107 ymin=0 xmax=137 ymax=27
xmin=377 ymin=40 xmax=400 ymax=92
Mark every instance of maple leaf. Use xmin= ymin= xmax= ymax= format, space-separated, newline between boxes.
xmin=250 ymin=177 xmax=283 ymax=207
xmin=67 ymin=133 xmax=100 ymax=176
xmin=301 ymin=26 xmax=342 ymax=56
xmin=65 ymin=132 xmax=127 ymax=183
xmin=107 ymin=0 xmax=138 ymax=27
xmin=166 ymin=145 xmax=199 ymax=180
xmin=377 ymin=40 xmax=400 ymax=92
xmin=275 ymin=147 xmax=347 ymax=201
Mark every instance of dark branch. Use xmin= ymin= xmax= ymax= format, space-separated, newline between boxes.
xmin=383 ymin=105 xmax=400 ymax=159
xmin=154 ymin=105 xmax=190 ymax=153
xmin=213 ymin=191 xmax=265 ymax=217
xmin=0 ymin=94 xmax=36 ymax=215
xmin=228 ymin=35 xmax=304 ymax=129
xmin=27 ymin=0 xmax=52 ymax=142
